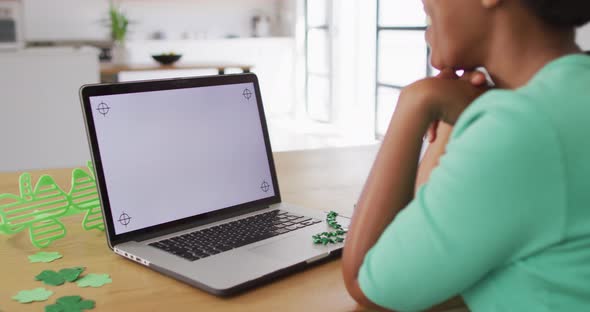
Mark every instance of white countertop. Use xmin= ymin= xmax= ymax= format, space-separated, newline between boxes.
xmin=0 ymin=46 xmax=99 ymax=56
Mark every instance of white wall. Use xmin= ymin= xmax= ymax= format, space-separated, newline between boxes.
xmin=23 ymin=0 xmax=109 ymax=41
xmin=120 ymin=38 xmax=296 ymax=116
xmin=577 ymin=24 xmax=590 ymax=50
xmin=120 ymin=0 xmax=284 ymax=40
xmin=23 ymin=0 xmax=294 ymax=42
xmin=0 ymin=47 xmax=99 ymax=171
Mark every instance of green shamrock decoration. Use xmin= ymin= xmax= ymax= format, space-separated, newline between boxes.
xmin=45 ymin=296 xmax=95 ymax=312
xmin=12 ymin=287 xmax=53 ymax=303
xmin=312 ymin=211 xmax=347 ymax=245
xmin=0 ymin=173 xmax=69 ymax=248
xmin=76 ymin=274 xmax=112 ymax=288
xmin=0 ymin=161 xmax=105 ymax=248
xmin=35 ymin=267 xmax=85 ymax=286
xmin=68 ymin=161 xmax=104 ymax=231
xmin=35 ymin=270 xmax=66 ymax=286
xmin=28 ymin=251 xmax=63 ymax=263
xmin=59 ymin=267 xmax=85 ymax=282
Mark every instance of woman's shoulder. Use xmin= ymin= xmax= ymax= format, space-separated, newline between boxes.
xmin=452 ymin=89 xmax=547 ymax=140
xmin=454 ymin=54 xmax=590 ymax=140
xmin=460 ymin=54 xmax=590 ymax=120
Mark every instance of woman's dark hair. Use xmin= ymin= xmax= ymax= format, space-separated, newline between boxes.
xmin=522 ymin=0 xmax=590 ymax=28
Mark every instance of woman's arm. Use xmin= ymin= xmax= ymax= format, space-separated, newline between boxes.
xmin=415 ymin=122 xmax=454 ymax=192
xmin=341 ymin=81 xmax=435 ymax=310
xmin=347 ymin=116 xmax=466 ymax=312
xmin=342 ymin=70 xmax=487 ymax=310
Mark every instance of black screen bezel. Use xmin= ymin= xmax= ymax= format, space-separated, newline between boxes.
xmin=80 ymin=73 xmax=282 ymax=247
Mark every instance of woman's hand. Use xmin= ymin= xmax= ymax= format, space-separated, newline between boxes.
xmin=407 ymin=69 xmax=489 ymax=129
xmin=418 ymin=69 xmax=490 ymax=191
xmin=425 ymin=69 xmax=489 ymax=142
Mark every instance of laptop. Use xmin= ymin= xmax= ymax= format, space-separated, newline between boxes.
xmin=79 ymin=73 xmax=349 ymax=296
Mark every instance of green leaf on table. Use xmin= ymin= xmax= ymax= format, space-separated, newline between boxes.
xmin=58 ymin=267 xmax=85 ymax=282
xmin=76 ymin=273 xmax=112 ymax=288
xmin=35 ymin=267 xmax=86 ymax=285
xmin=12 ymin=287 xmax=53 ymax=303
xmin=35 ymin=270 xmax=65 ymax=286
xmin=45 ymin=295 xmax=95 ymax=312
xmin=28 ymin=252 xmax=63 ymax=263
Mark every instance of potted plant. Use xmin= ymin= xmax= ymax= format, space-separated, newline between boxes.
xmin=108 ymin=1 xmax=130 ymax=64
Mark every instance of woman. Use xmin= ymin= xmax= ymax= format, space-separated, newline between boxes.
xmin=342 ymin=0 xmax=590 ymax=311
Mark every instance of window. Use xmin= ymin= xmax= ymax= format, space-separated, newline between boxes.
xmin=305 ymin=0 xmax=333 ymax=122
xmin=375 ymin=0 xmax=430 ymax=137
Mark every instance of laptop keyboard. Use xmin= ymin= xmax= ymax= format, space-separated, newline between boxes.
xmin=149 ymin=210 xmax=322 ymax=261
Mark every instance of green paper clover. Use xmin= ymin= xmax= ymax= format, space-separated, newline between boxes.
xmin=76 ymin=274 xmax=112 ymax=288
xmin=36 ymin=270 xmax=66 ymax=286
xmin=35 ymin=267 xmax=86 ymax=286
xmin=29 ymin=251 xmax=63 ymax=263
xmin=45 ymin=296 xmax=95 ymax=312
xmin=12 ymin=287 xmax=53 ymax=303
xmin=59 ymin=267 xmax=85 ymax=282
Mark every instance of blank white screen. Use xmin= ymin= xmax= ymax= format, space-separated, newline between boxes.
xmin=89 ymin=83 xmax=275 ymax=234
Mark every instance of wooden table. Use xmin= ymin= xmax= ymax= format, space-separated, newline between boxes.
xmin=100 ymin=62 xmax=253 ymax=83
xmin=0 ymin=146 xmax=378 ymax=311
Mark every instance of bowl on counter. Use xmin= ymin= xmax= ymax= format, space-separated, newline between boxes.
xmin=152 ymin=53 xmax=182 ymax=65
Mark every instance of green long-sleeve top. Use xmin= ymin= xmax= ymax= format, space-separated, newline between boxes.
xmin=359 ymin=54 xmax=590 ymax=312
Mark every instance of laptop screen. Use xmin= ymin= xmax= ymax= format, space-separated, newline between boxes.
xmin=88 ymin=82 xmax=276 ymax=235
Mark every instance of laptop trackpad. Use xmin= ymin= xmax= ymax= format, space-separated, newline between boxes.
xmin=249 ymin=235 xmax=328 ymax=262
